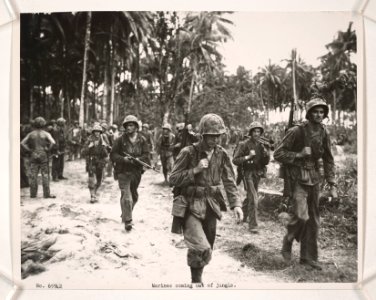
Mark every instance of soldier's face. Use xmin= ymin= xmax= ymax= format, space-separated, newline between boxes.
xmin=94 ymin=131 xmax=101 ymax=138
xmin=251 ymin=128 xmax=262 ymax=139
xmin=203 ymin=134 xmax=220 ymax=149
xmin=125 ymin=123 xmax=136 ymax=134
xmin=310 ymin=107 xmax=325 ymax=124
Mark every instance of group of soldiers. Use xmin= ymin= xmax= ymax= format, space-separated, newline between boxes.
xmin=20 ymin=97 xmax=338 ymax=284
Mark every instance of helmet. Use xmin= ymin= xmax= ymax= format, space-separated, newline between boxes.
xmin=101 ymin=122 xmax=108 ymax=130
xmin=142 ymin=123 xmax=149 ymax=129
xmin=33 ymin=116 xmax=46 ymax=128
xmin=56 ymin=117 xmax=66 ymax=126
xmin=50 ymin=119 xmax=56 ymax=124
xmin=249 ymin=121 xmax=264 ymax=135
xmin=198 ymin=114 xmax=226 ymax=135
xmin=176 ymin=123 xmax=185 ymax=131
xmin=74 ymin=120 xmax=79 ymax=125
xmin=92 ymin=124 xmax=103 ymax=133
xmin=111 ymin=124 xmax=118 ymax=130
xmin=305 ymin=98 xmax=329 ymax=119
xmin=122 ymin=115 xmax=139 ymax=128
xmin=162 ymin=123 xmax=172 ymax=131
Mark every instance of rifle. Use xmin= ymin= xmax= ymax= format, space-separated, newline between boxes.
xmin=256 ymin=136 xmax=275 ymax=151
xmin=122 ymin=152 xmax=159 ymax=173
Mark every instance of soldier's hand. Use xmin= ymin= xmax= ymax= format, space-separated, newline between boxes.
xmin=297 ymin=147 xmax=311 ymax=158
xmin=193 ymin=158 xmax=209 ymax=174
xmin=233 ymin=207 xmax=243 ymax=223
xmin=123 ymin=157 xmax=133 ymax=163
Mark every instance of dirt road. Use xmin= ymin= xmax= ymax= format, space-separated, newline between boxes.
xmin=20 ymin=157 xmax=357 ymax=289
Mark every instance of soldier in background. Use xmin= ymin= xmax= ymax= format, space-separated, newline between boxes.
xmin=21 ymin=117 xmax=56 ymax=198
xmin=233 ymin=121 xmax=270 ymax=233
xmin=110 ymin=115 xmax=150 ymax=231
xmin=172 ymin=123 xmax=185 ymax=160
xmin=170 ymin=113 xmax=243 ymax=283
xmin=51 ymin=117 xmax=68 ymax=181
xmin=156 ymin=123 xmax=175 ymax=184
xmin=82 ymin=124 xmax=109 ymax=203
xmin=274 ymin=98 xmax=337 ymax=270
xmin=68 ymin=121 xmax=82 ymax=161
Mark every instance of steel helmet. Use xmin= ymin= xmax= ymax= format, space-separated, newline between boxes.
xmin=111 ymin=124 xmax=118 ymax=130
xmin=162 ymin=123 xmax=172 ymax=131
xmin=305 ymin=98 xmax=329 ymax=119
xmin=56 ymin=117 xmax=66 ymax=126
xmin=142 ymin=123 xmax=149 ymax=129
xmin=198 ymin=113 xmax=226 ymax=135
xmin=176 ymin=123 xmax=185 ymax=131
xmin=92 ymin=124 xmax=103 ymax=133
xmin=122 ymin=115 xmax=139 ymax=128
xmin=101 ymin=122 xmax=108 ymax=130
xmin=249 ymin=121 xmax=264 ymax=135
xmin=33 ymin=116 xmax=46 ymax=128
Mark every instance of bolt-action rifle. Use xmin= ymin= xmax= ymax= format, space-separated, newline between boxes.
xmin=122 ymin=152 xmax=159 ymax=173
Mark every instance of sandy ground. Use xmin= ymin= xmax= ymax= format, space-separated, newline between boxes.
xmin=20 ymin=153 xmax=357 ymax=289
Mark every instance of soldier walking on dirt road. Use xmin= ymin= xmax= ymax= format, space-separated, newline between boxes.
xmin=274 ymin=98 xmax=337 ymax=270
xmin=170 ymin=113 xmax=243 ymax=284
xmin=156 ymin=123 xmax=175 ymax=184
xmin=21 ymin=116 xmax=56 ymax=199
xmin=110 ymin=115 xmax=150 ymax=232
xmin=51 ymin=117 xmax=68 ymax=181
xmin=233 ymin=121 xmax=270 ymax=233
xmin=82 ymin=124 xmax=109 ymax=203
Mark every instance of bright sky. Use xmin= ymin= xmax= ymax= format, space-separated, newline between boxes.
xmin=221 ymin=12 xmax=357 ymax=75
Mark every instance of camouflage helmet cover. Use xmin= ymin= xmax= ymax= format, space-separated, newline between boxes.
xmin=33 ymin=116 xmax=46 ymax=128
xmin=249 ymin=121 xmax=264 ymax=135
xmin=176 ymin=123 xmax=185 ymax=131
xmin=198 ymin=113 xmax=226 ymax=135
xmin=305 ymin=98 xmax=329 ymax=119
xmin=56 ymin=117 xmax=66 ymax=125
xmin=92 ymin=124 xmax=103 ymax=133
xmin=162 ymin=123 xmax=172 ymax=131
xmin=122 ymin=115 xmax=139 ymax=128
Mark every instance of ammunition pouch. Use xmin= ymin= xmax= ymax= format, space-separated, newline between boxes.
xmin=186 ymin=185 xmax=227 ymax=212
xmin=171 ymin=195 xmax=188 ymax=218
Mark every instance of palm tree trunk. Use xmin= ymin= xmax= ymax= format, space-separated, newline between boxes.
xmin=79 ymin=12 xmax=92 ymax=127
xmin=332 ymin=89 xmax=337 ymax=125
xmin=188 ymin=70 xmax=195 ymax=114
xmin=103 ymin=44 xmax=109 ymax=122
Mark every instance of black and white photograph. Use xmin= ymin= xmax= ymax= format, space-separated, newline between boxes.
xmin=16 ymin=10 xmax=360 ymax=289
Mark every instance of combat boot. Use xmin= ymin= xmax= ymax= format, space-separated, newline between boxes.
xmin=190 ymin=267 xmax=203 ymax=283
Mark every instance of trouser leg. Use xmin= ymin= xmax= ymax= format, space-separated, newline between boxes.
xmin=52 ymin=156 xmax=59 ymax=180
xmin=20 ymin=156 xmax=29 ymax=188
xmin=286 ymin=182 xmax=309 ymax=242
xmin=130 ymin=171 xmax=141 ymax=209
xmin=40 ymin=160 xmax=51 ymax=197
xmin=88 ymin=171 xmax=97 ymax=201
xmin=29 ymin=161 xmax=39 ymax=197
xmin=106 ymin=160 xmax=113 ymax=176
xmin=245 ymin=176 xmax=259 ymax=228
xmin=118 ymin=173 xmax=133 ymax=223
xmin=95 ymin=167 xmax=104 ymax=199
xmin=58 ymin=153 xmax=65 ymax=177
xmin=300 ymin=184 xmax=320 ymax=262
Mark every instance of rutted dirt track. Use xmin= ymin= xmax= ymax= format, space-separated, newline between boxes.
xmin=20 ymin=157 xmax=357 ymax=289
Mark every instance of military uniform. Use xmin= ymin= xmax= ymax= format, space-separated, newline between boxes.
xmin=68 ymin=123 xmax=82 ymax=161
xmin=157 ymin=124 xmax=175 ymax=182
xmin=170 ymin=113 xmax=242 ymax=283
xmin=51 ymin=118 xmax=67 ymax=180
xmin=274 ymin=98 xmax=336 ymax=269
xmin=141 ymin=124 xmax=155 ymax=167
xmin=110 ymin=115 xmax=150 ymax=231
xmin=233 ymin=122 xmax=270 ymax=230
xmin=21 ymin=117 xmax=56 ymax=198
xmin=82 ymin=125 xmax=109 ymax=203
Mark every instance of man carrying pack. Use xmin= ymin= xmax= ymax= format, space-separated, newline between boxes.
xmin=233 ymin=121 xmax=270 ymax=233
xmin=170 ymin=113 xmax=243 ymax=284
xmin=21 ymin=117 xmax=56 ymax=199
xmin=110 ymin=115 xmax=150 ymax=232
xmin=274 ymin=98 xmax=337 ymax=270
